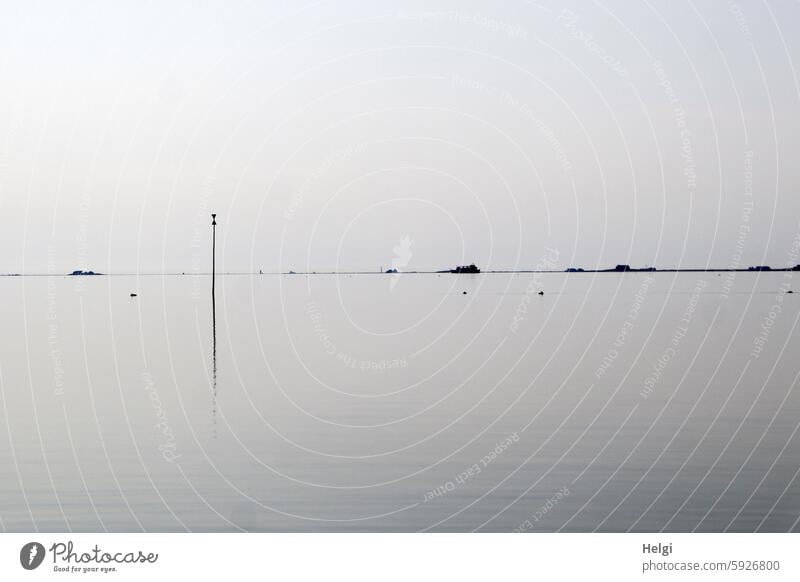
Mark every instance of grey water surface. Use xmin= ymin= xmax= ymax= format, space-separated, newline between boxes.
xmin=0 ymin=272 xmax=798 ymax=532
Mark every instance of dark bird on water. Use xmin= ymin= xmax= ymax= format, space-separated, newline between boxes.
xmin=130 ymin=293 xmax=138 ymax=297
xmin=538 ymin=291 xmax=544 ymax=296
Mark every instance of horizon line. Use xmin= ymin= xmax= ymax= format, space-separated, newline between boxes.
xmin=2 ymin=265 xmax=799 ymax=277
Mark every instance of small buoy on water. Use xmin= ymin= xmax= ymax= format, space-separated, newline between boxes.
xmin=462 ymin=291 xmax=467 ymax=295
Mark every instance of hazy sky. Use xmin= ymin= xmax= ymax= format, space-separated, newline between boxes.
xmin=1 ymin=0 xmax=799 ymax=273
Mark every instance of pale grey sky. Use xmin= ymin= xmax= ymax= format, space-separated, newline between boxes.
xmin=1 ymin=0 xmax=799 ymax=273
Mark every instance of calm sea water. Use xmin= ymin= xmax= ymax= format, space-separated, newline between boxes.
xmin=0 ymin=272 xmax=798 ymax=532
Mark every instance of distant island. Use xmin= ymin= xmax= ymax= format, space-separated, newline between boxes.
xmin=558 ymin=264 xmax=800 ymax=274
xmin=69 ymin=270 xmax=103 ymax=276
xmin=602 ymin=264 xmax=656 ymax=272
xmin=437 ymin=264 xmax=481 ymax=274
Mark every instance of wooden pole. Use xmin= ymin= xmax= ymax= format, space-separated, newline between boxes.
xmin=211 ymin=213 xmax=217 ymax=297
xmin=211 ymin=213 xmax=217 ymax=438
